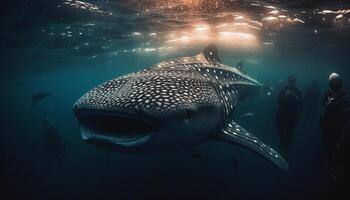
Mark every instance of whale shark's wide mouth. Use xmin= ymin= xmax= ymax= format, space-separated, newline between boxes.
xmin=75 ymin=111 xmax=155 ymax=147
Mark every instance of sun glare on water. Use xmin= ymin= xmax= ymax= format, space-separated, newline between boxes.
xmin=56 ymin=0 xmax=350 ymax=54
xmin=166 ymin=22 xmax=259 ymax=49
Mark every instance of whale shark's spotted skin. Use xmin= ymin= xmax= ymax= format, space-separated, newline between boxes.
xmin=76 ymin=47 xmax=257 ymax=117
xmin=74 ymin=44 xmax=288 ymax=169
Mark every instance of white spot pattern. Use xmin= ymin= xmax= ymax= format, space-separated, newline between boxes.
xmin=75 ymin=52 xmax=260 ymax=119
xmin=222 ymin=121 xmax=287 ymax=168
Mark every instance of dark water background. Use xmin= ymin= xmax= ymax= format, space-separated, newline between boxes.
xmin=1 ymin=1 xmax=350 ymax=199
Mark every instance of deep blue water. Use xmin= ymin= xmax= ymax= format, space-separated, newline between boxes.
xmin=1 ymin=1 xmax=350 ymax=200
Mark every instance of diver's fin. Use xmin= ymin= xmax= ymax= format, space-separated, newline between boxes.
xmin=216 ymin=120 xmax=289 ymax=169
xmin=199 ymin=43 xmax=222 ymax=63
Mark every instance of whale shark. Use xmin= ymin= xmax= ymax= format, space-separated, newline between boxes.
xmin=73 ymin=44 xmax=288 ymax=169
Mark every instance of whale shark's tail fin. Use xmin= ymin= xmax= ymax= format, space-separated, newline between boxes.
xmin=216 ymin=120 xmax=289 ymax=170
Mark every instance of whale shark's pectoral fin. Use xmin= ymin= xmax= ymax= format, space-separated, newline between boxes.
xmin=216 ymin=121 xmax=289 ymax=169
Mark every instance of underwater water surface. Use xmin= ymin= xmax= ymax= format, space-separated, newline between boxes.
xmin=1 ymin=1 xmax=350 ymax=200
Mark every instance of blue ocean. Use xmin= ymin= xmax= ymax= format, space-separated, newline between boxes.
xmin=1 ymin=1 xmax=349 ymax=200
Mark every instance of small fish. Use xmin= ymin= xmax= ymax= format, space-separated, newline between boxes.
xmin=241 ymin=112 xmax=256 ymax=118
xmin=266 ymin=85 xmax=274 ymax=96
xmin=32 ymin=92 xmax=51 ymax=100
xmin=262 ymin=81 xmax=274 ymax=96
xmin=31 ymin=92 xmax=51 ymax=106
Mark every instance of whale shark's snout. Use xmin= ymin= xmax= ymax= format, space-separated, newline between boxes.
xmin=73 ymin=82 xmax=168 ymax=151
xmin=73 ymin=106 xmax=157 ymax=151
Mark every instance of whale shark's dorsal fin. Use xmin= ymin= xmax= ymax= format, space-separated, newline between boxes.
xmin=199 ymin=43 xmax=222 ymax=63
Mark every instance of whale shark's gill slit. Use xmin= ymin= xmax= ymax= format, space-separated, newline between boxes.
xmin=80 ymin=113 xmax=154 ymax=136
